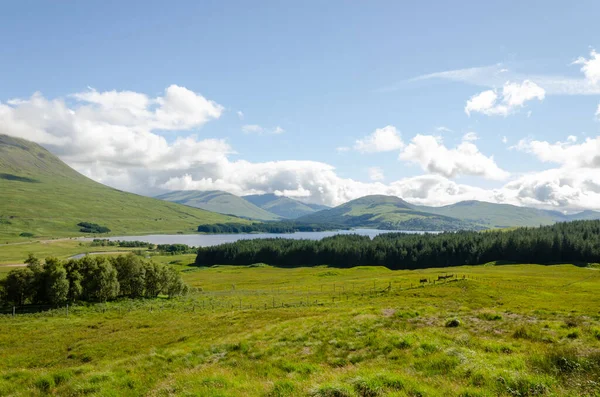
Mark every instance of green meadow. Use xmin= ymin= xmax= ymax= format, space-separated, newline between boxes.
xmin=1 ymin=260 xmax=599 ymax=396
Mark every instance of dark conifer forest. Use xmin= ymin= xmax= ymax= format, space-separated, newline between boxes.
xmin=195 ymin=220 xmax=600 ymax=269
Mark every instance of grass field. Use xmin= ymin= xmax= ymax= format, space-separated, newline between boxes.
xmin=1 ymin=261 xmax=599 ymax=396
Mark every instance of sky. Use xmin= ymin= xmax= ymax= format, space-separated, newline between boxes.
xmin=1 ymin=1 xmax=599 ymax=211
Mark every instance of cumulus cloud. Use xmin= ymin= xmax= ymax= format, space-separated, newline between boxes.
xmin=236 ymin=111 xmax=244 ymax=120
xmin=368 ymin=167 xmax=384 ymax=181
xmin=1 ymin=87 xmax=599 ymax=211
xmin=513 ymin=136 xmax=600 ymax=168
xmin=501 ymin=167 xmax=600 ymax=210
xmin=399 ymin=134 xmax=510 ymax=180
xmin=573 ymin=49 xmax=600 ymax=85
xmin=353 ymin=125 xmax=404 ymax=153
xmin=465 ymin=80 xmax=545 ymax=116
xmin=242 ymin=124 xmax=285 ymax=134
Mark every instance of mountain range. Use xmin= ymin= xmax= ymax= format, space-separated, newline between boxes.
xmin=2 ymin=134 xmax=599 ymax=240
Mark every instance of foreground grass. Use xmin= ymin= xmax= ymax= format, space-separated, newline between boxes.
xmin=1 ymin=263 xmax=599 ymax=396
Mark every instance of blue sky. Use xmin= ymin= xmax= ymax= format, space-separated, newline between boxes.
xmin=1 ymin=1 xmax=599 ymax=210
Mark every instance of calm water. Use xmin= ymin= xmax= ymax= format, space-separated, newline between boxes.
xmin=96 ymin=229 xmax=435 ymax=247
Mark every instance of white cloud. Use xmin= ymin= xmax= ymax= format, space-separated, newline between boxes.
xmin=402 ymin=49 xmax=600 ymax=96
xmin=354 ymin=125 xmax=404 ymax=153
xmin=501 ymin=167 xmax=600 ymax=211
xmin=242 ymin=124 xmax=284 ymax=135
xmin=336 ymin=146 xmax=350 ymax=153
xmin=242 ymin=124 xmax=264 ymax=133
xmin=513 ymin=136 xmax=600 ymax=168
xmin=435 ymin=126 xmax=453 ymax=133
xmin=573 ymin=49 xmax=600 ymax=85
xmin=368 ymin=167 xmax=384 ymax=181
xmin=502 ymin=136 xmax=508 ymax=144
xmin=462 ymin=132 xmax=479 ymax=141
xmin=237 ymin=111 xmax=244 ymax=120
xmin=2 ymin=87 xmax=599 ymax=211
xmin=596 ymin=103 xmax=600 ymax=119
xmin=399 ymin=134 xmax=510 ymax=180
xmin=465 ymin=80 xmax=545 ymax=116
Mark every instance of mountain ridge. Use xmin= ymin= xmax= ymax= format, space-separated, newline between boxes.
xmin=155 ymin=190 xmax=281 ymax=221
xmin=0 ymin=134 xmax=244 ymax=241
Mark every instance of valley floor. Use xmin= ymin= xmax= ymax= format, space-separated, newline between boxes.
xmin=1 ymin=262 xmax=600 ymax=396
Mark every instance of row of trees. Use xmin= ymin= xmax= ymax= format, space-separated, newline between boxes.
xmin=90 ymin=239 xmax=154 ymax=248
xmin=0 ymin=254 xmax=188 ymax=306
xmin=195 ymin=220 xmax=600 ymax=269
xmin=197 ymin=221 xmax=345 ymax=234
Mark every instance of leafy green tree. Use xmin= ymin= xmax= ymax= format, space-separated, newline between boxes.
xmin=64 ymin=260 xmax=83 ymax=301
xmin=2 ymin=268 xmax=34 ymax=306
xmin=81 ymin=257 xmax=120 ymax=302
xmin=164 ymin=267 xmax=188 ymax=298
xmin=43 ymin=258 xmax=69 ymax=305
xmin=111 ymin=254 xmax=146 ymax=298
xmin=143 ymin=262 xmax=168 ymax=297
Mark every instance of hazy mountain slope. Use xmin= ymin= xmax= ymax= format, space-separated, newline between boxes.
xmin=155 ymin=190 xmax=281 ymax=220
xmin=243 ymin=193 xmax=319 ymax=219
xmin=297 ymin=195 xmax=479 ymax=231
xmin=0 ymin=135 xmax=244 ymax=241
xmin=563 ymin=210 xmax=600 ymax=221
xmin=413 ymin=200 xmax=559 ymax=228
xmin=415 ymin=200 xmax=600 ymax=228
xmin=305 ymin=203 xmax=330 ymax=211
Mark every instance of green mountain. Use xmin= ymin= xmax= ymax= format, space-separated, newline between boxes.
xmin=296 ymin=195 xmax=478 ymax=231
xmin=155 ymin=190 xmax=281 ymax=221
xmin=414 ymin=200 xmax=558 ymax=228
xmin=0 ymin=135 xmax=244 ymax=241
xmin=305 ymin=203 xmax=330 ymax=211
xmin=416 ymin=200 xmax=600 ymax=228
xmin=243 ymin=193 xmax=320 ymax=219
xmin=563 ymin=210 xmax=600 ymax=221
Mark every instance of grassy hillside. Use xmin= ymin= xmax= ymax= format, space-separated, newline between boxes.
xmin=0 ymin=135 xmax=245 ymax=241
xmin=297 ymin=195 xmax=479 ymax=231
xmin=1 ymin=263 xmax=599 ymax=395
xmin=244 ymin=193 xmax=319 ymax=219
xmin=416 ymin=200 xmax=600 ymax=228
xmin=415 ymin=200 xmax=558 ymax=228
xmin=155 ymin=190 xmax=281 ymax=221
xmin=564 ymin=209 xmax=600 ymax=221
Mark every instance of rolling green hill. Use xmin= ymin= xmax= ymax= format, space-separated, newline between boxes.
xmin=0 ymin=135 xmax=245 ymax=241
xmin=563 ymin=209 xmax=600 ymax=221
xmin=413 ymin=200 xmax=558 ymax=228
xmin=243 ymin=193 xmax=320 ymax=219
xmin=297 ymin=195 xmax=479 ymax=231
xmin=155 ymin=190 xmax=281 ymax=221
xmin=415 ymin=200 xmax=600 ymax=228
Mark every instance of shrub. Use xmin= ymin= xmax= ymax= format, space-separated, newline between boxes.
xmin=310 ymin=384 xmax=353 ymax=397
xmin=268 ymin=380 xmax=296 ymax=397
xmin=478 ymin=312 xmax=502 ymax=321
xmin=446 ymin=319 xmax=461 ymax=327
xmin=34 ymin=375 xmax=55 ymax=392
xmin=77 ymin=222 xmax=111 ymax=234
xmin=19 ymin=232 xmax=34 ymax=237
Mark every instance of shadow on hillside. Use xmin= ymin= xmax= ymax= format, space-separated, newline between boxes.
xmin=0 ymin=173 xmax=39 ymax=183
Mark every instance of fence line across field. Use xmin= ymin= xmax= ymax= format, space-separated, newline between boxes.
xmin=0 ymin=275 xmax=482 ymax=317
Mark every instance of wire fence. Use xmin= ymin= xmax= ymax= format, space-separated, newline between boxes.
xmin=0 ymin=275 xmax=476 ymax=318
